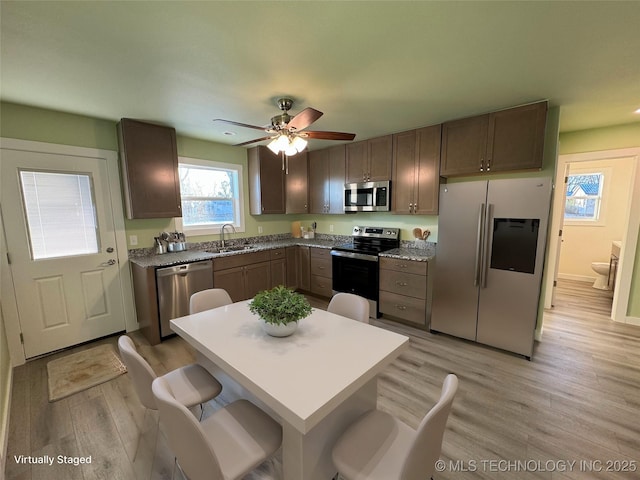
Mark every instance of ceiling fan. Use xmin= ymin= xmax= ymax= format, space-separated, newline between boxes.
xmin=214 ymin=97 xmax=356 ymax=155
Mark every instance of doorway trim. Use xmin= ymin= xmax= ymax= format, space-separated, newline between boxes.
xmin=544 ymin=147 xmax=640 ymax=325
xmin=0 ymin=138 xmax=137 ymax=366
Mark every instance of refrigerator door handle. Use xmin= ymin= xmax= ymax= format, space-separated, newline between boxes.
xmin=481 ymin=203 xmax=493 ymax=288
xmin=474 ymin=203 xmax=486 ymax=286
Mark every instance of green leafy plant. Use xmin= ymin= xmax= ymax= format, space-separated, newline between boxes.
xmin=248 ymin=285 xmax=312 ymax=325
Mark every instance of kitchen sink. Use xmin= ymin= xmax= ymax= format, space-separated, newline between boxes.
xmin=208 ymin=245 xmax=256 ymax=253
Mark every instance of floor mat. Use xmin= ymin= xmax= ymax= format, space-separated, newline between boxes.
xmin=47 ymin=343 xmax=127 ymax=402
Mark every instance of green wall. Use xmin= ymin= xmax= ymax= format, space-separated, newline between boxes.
xmin=2 ymin=102 xmax=637 ymax=317
xmin=558 ymin=122 xmax=640 ymax=318
xmin=0 ymin=102 xmax=435 ymax=247
xmin=0 ymin=101 xmax=118 ymax=150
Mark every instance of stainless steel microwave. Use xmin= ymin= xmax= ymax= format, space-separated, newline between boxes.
xmin=344 ymin=181 xmax=391 ymax=212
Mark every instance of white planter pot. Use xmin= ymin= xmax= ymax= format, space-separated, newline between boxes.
xmin=261 ymin=320 xmax=298 ymax=337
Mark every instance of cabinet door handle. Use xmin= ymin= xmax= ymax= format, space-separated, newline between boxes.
xmin=395 ymin=263 xmax=408 ymax=268
xmin=394 ymin=304 xmax=407 ymax=311
xmin=395 ymin=281 xmax=408 ymax=287
xmin=479 ymin=157 xmax=484 ymax=172
xmin=486 ymin=158 xmax=491 ymax=171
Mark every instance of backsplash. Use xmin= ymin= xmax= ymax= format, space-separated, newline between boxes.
xmin=400 ymin=239 xmax=437 ymax=256
xmin=127 ymin=232 xmax=353 ymax=257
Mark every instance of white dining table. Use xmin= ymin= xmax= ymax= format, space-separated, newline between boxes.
xmin=170 ymin=300 xmax=409 ymax=480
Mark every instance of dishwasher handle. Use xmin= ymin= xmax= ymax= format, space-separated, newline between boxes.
xmin=156 ymin=260 xmax=212 ymax=277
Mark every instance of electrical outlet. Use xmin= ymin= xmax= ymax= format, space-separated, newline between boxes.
xmin=329 ymin=224 xmax=334 ymax=233
xmin=258 ymin=226 xmax=263 ymax=234
xmin=129 ymin=235 xmax=138 ymax=246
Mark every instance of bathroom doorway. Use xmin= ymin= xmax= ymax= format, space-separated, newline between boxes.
xmin=545 ymin=147 xmax=640 ymax=323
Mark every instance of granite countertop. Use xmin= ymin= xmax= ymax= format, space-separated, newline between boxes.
xmin=379 ymin=247 xmax=435 ymax=262
xmin=129 ymin=238 xmax=339 ymax=268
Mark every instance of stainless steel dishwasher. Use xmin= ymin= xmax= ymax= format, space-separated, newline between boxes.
xmin=156 ymin=260 xmax=213 ymax=338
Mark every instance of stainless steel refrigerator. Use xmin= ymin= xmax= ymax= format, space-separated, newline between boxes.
xmin=431 ymin=177 xmax=552 ymax=358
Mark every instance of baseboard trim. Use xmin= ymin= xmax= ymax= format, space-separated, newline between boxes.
xmin=625 ymin=315 xmax=640 ymax=327
xmin=0 ymin=364 xmax=13 ymax=476
xmin=557 ymin=273 xmax=595 ymax=283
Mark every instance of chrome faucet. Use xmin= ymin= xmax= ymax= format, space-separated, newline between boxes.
xmin=221 ymin=223 xmax=236 ymax=248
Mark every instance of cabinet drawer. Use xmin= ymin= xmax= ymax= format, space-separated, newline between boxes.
xmin=310 ymin=247 xmax=331 ymax=259
xmin=269 ymin=248 xmax=286 ymax=260
xmin=310 ymin=274 xmax=333 ymax=297
xmin=380 ymin=257 xmax=427 ymax=275
xmin=213 ymin=250 xmax=271 ymax=271
xmin=310 ymin=256 xmax=332 ymax=278
xmin=379 ymin=291 xmax=426 ymax=326
xmin=380 ymin=270 xmax=427 ymax=299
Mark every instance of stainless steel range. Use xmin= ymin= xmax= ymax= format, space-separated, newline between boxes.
xmin=331 ymin=226 xmax=400 ymax=318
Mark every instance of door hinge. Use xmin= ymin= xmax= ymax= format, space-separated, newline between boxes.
xmin=6 ymin=252 xmax=11 ymax=264
xmin=19 ymin=333 xmax=24 ymax=344
xmin=553 ymin=280 xmax=557 ymax=287
xmin=564 ymin=176 xmax=568 ymax=184
xmin=559 ymin=229 xmax=563 ymax=236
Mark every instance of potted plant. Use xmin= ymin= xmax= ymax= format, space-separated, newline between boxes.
xmin=248 ymin=285 xmax=312 ymax=337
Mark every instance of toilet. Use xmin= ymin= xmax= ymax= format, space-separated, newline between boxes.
xmin=590 ymin=262 xmax=610 ymax=290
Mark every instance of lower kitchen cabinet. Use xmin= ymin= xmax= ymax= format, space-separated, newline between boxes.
xmin=379 ymin=257 xmax=430 ymax=328
xmin=310 ymin=247 xmax=332 ymax=297
xmin=131 ymin=263 xmax=162 ymax=345
xmin=298 ymin=246 xmax=311 ymax=291
xmin=286 ymin=246 xmax=298 ymax=289
xmin=213 ymin=250 xmax=271 ymax=302
xmin=270 ymin=248 xmax=287 ymax=288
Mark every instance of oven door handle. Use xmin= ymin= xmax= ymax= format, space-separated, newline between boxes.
xmin=330 ymin=250 xmax=379 ymax=262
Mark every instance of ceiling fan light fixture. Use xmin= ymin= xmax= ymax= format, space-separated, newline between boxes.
xmin=267 ymin=137 xmax=281 ymax=154
xmin=292 ymin=136 xmax=308 ymax=153
xmin=276 ymin=134 xmax=290 ymax=150
xmin=219 ymin=97 xmax=355 ymax=150
xmin=285 ymin=143 xmax=298 ymax=156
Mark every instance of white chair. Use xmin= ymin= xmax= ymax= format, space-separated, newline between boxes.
xmin=332 ymin=373 xmax=459 ymax=480
xmin=189 ymin=288 xmax=233 ymax=314
xmin=152 ymin=376 xmax=282 ymax=480
xmin=327 ymin=292 xmax=370 ymax=323
xmin=117 ymin=335 xmax=222 ymax=412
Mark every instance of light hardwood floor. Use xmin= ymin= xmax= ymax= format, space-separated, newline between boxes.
xmin=5 ymin=280 xmax=640 ymax=479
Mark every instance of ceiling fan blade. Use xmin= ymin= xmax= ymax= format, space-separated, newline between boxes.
xmin=233 ymin=136 xmax=273 ymax=147
xmin=303 ymin=131 xmax=356 ymax=141
xmin=213 ymin=119 xmax=267 ymax=131
xmin=288 ymin=107 xmax=323 ymax=131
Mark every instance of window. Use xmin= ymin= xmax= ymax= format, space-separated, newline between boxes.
xmin=19 ymin=170 xmax=99 ymax=259
xmin=175 ymin=157 xmax=244 ymax=236
xmin=564 ymin=172 xmax=605 ymax=222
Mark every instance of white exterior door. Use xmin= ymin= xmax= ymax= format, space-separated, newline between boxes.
xmin=2 ymin=148 xmax=126 ymax=358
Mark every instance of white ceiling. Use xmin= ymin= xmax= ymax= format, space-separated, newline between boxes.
xmin=2 ymin=1 xmax=639 ymax=150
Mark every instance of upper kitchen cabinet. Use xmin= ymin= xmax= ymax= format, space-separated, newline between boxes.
xmin=248 ymin=146 xmax=285 ymax=214
xmin=248 ymin=146 xmax=309 ymax=214
xmin=285 ymin=152 xmax=309 ymax=214
xmin=117 ymin=118 xmax=181 ymax=219
xmin=346 ymin=135 xmax=392 ymax=183
xmin=392 ymin=125 xmax=441 ymax=215
xmin=440 ymin=101 xmax=547 ymax=177
xmin=308 ymin=145 xmax=346 ymax=214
